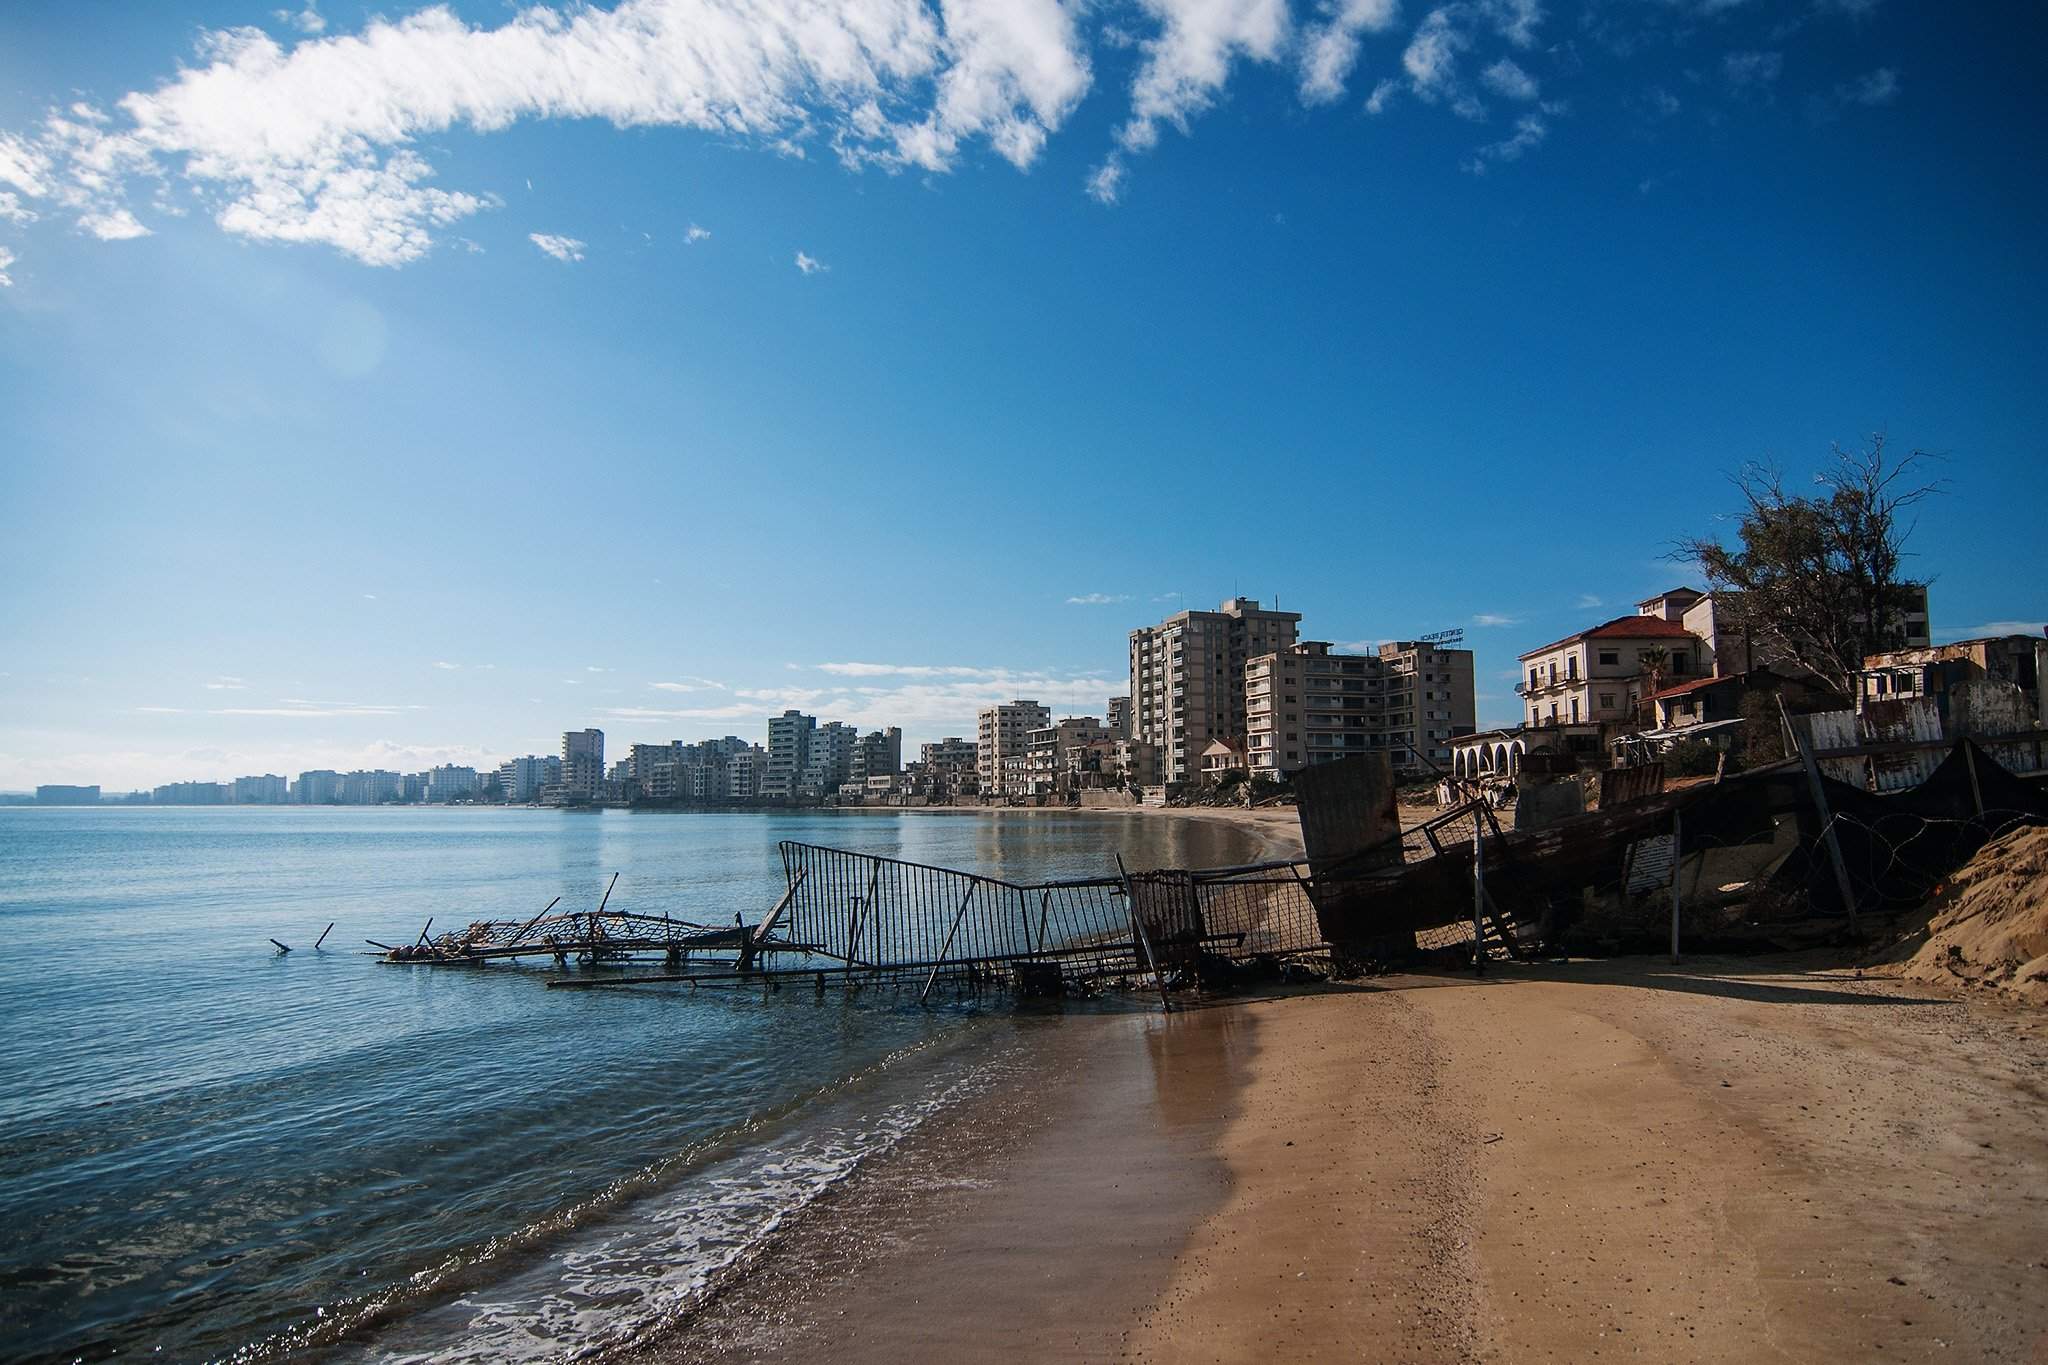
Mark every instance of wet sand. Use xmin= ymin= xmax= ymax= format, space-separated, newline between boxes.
xmin=616 ymin=957 xmax=2048 ymax=1364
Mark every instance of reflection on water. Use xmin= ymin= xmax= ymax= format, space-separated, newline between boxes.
xmin=0 ymin=807 xmax=1258 ymax=1364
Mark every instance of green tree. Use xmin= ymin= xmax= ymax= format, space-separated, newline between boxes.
xmin=1676 ymin=435 xmax=1943 ymax=699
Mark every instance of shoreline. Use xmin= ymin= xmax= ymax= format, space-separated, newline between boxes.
xmin=611 ymin=956 xmax=2048 ymax=1363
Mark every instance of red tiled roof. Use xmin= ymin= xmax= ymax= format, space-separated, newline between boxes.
xmin=1648 ymin=674 xmax=1724 ymax=701
xmin=1520 ymin=614 xmax=1700 ymax=660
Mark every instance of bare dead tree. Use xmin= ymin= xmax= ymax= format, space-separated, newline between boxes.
xmin=1675 ymin=435 xmax=1946 ymax=700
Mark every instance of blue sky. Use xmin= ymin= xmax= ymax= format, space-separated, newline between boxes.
xmin=1 ymin=0 xmax=2043 ymax=789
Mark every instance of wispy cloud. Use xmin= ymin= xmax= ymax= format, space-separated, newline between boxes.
xmin=1065 ymin=592 xmax=1131 ymax=606
xmin=1464 ymin=110 xmax=1550 ymax=172
xmin=203 ymin=676 xmax=248 ymax=690
xmin=0 ymin=245 xmax=15 ymax=287
xmin=651 ymin=676 xmax=729 ymax=692
xmin=210 ymin=700 xmax=425 ymax=717
xmin=530 ymin=232 xmax=585 ymax=263
xmin=1473 ymin=612 xmax=1520 ymax=627
xmin=1574 ymin=594 xmax=1604 ymax=610
xmin=1723 ymin=50 xmax=1784 ymax=91
xmin=684 ymin=223 xmax=711 ymax=243
xmin=1810 ymin=66 xmax=1899 ymax=121
xmin=794 ymin=250 xmax=828 ymax=275
xmin=432 ymin=661 xmax=461 ymax=671
xmin=275 ymin=3 xmax=326 ymax=35
xmin=1480 ymin=57 xmax=1539 ymax=101
xmin=1299 ymin=0 xmax=1401 ymax=106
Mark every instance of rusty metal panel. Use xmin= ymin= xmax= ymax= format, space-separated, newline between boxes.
xmin=1948 ymin=681 xmax=2042 ymax=773
xmin=1805 ymin=709 xmax=1864 ymax=786
xmin=1862 ymin=697 xmax=1944 ymax=792
xmin=1598 ymin=764 xmax=1665 ymax=810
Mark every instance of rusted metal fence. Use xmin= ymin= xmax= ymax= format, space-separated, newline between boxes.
xmin=768 ymin=842 xmax=1326 ymax=995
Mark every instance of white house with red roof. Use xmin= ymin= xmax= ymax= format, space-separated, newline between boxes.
xmin=1516 ymin=613 xmax=1706 ymax=730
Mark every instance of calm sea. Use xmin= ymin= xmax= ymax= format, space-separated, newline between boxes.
xmin=0 ymin=806 xmax=1258 ymax=1364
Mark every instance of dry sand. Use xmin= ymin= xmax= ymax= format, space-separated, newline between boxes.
xmin=1876 ymin=825 xmax=2048 ymax=1006
xmin=619 ymin=955 xmax=2048 ymax=1364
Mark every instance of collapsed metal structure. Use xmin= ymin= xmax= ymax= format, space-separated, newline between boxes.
xmin=378 ymin=846 xmax=1328 ymax=1005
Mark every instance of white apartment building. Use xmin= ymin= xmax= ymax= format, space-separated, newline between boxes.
xmin=427 ymin=765 xmax=478 ymax=801
xmin=1246 ymin=641 xmax=1476 ymax=779
xmin=231 ymin=774 xmax=289 ymax=804
xmin=765 ymin=710 xmax=815 ymax=798
xmin=1130 ymin=597 xmax=1302 ymax=784
xmin=977 ymin=700 xmax=1049 ymax=796
xmin=804 ymin=721 xmax=859 ymax=790
xmin=499 ymin=754 xmax=560 ymax=803
xmin=294 ymin=770 xmax=341 ymax=804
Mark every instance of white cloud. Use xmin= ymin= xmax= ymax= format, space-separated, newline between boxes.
xmin=651 ymin=676 xmax=729 ymax=691
xmin=599 ymin=665 xmax=1124 ymax=741
xmin=1472 ymin=612 xmax=1520 ymax=626
xmin=433 ymin=660 xmax=461 ymax=670
xmin=1837 ymin=66 xmax=1899 ymax=107
xmin=530 ymin=232 xmax=585 ymax=262
xmin=211 ymin=700 xmax=423 ymax=717
xmin=0 ymin=0 xmax=1099 ymax=265
xmin=1299 ymin=0 xmax=1400 ymax=105
xmin=684 ymin=222 xmax=710 ymax=242
xmin=1722 ymin=50 xmax=1783 ymax=89
xmin=1065 ymin=591 xmax=1131 ymax=605
xmin=204 ymin=676 xmax=248 ymax=690
xmin=78 ymin=207 xmax=152 ymax=239
xmin=1085 ymin=159 xmax=1124 ymax=204
xmin=1364 ymin=77 xmax=1401 ymax=113
xmin=276 ymin=4 xmax=327 ymax=35
xmin=1463 ymin=110 xmax=1547 ymax=171
xmin=1574 ymin=594 xmax=1603 ymax=609
xmin=1480 ymin=57 xmax=1538 ymax=100
xmin=585 ymin=665 xmax=609 ymax=672
xmin=1403 ymin=10 xmax=1470 ymax=99
xmin=1090 ymin=0 xmax=1291 ymax=201
xmin=794 ymin=249 xmax=827 ymax=274
xmin=0 ymin=245 xmax=14 ymax=287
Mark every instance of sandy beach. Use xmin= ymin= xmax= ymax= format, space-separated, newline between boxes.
xmin=617 ymin=954 xmax=2048 ymax=1364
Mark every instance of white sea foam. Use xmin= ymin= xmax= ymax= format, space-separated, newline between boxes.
xmin=362 ymin=1036 xmax=1023 ymax=1363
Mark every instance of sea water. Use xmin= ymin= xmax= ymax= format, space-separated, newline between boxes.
xmin=0 ymin=806 xmax=1255 ymax=1363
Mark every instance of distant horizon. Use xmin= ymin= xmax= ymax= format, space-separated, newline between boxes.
xmin=4 ymin=0 xmax=2044 ymax=792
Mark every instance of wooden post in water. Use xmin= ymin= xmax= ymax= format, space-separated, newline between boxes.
xmin=314 ymin=922 xmax=334 ymax=950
